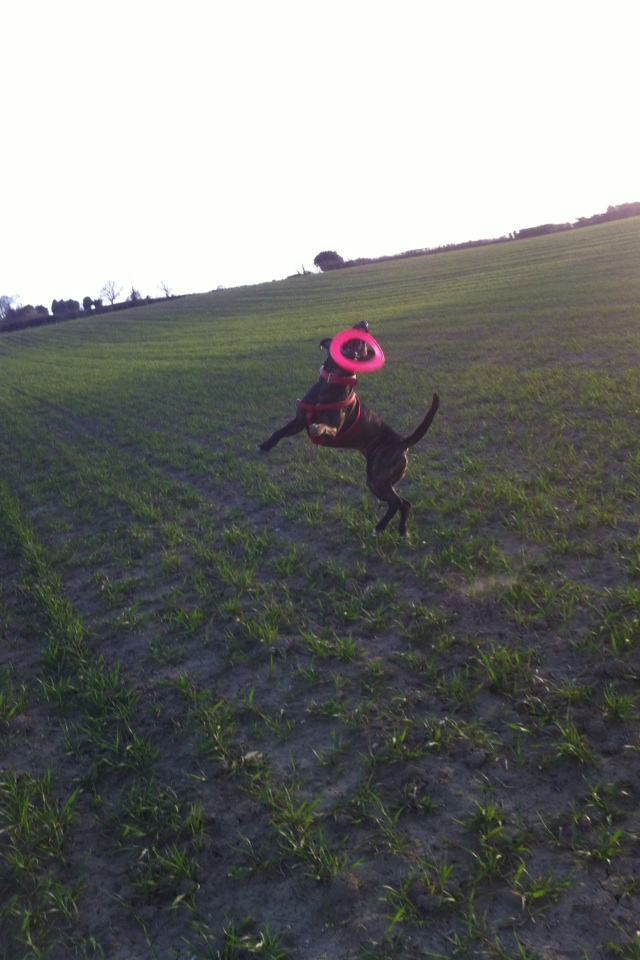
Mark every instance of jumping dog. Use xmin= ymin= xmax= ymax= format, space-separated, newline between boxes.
xmin=258 ymin=322 xmax=439 ymax=537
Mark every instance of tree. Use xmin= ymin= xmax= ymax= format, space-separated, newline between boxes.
xmin=313 ymin=250 xmax=345 ymax=271
xmin=51 ymin=299 xmax=80 ymax=317
xmin=83 ymin=296 xmax=94 ymax=313
xmin=158 ymin=281 xmax=173 ymax=298
xmin=1 ymin=294 xmax=16 ymax=322
xmin=100 ymin=280 xmax=122 ymax=305
xmin=127 ymin=286 xmax=142 ymax=302
xmin=0 ymin=299 xmax=49 ymax=330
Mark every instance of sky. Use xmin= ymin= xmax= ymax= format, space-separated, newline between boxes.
xmin=2 ymin=0 xmax=638 ymax=309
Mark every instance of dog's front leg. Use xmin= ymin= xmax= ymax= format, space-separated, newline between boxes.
xmin=258 ymin=416 xmax=306 ymax=453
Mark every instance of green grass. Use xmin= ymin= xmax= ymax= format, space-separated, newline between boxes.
xmin=1 ymin=217 xmax=639 ymax=958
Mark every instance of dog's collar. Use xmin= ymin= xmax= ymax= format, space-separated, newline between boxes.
xmin=320 ymin=367 xmax=358 ymax=386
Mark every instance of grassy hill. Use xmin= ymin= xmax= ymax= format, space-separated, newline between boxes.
xmin=1 ymin=217 xmax=639 ymax=959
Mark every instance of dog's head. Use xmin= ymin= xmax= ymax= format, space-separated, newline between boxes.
xmin=320 ymin=321 xmax=374 ymax=372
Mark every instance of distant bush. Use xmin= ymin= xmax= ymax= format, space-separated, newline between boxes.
xmin=0 ymin=303 xmax=53 ymax=333
xmin=516 ymin=223 xmax=573 ymax=240
xmin=52 ymin=299 xmax=80 ymax=318
xmin=313 ymin=250 xmax=345 ymax=271
xmin=575 ymin=201 xmax=640 ymax=228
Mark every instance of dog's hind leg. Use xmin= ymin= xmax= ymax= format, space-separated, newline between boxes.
xmin=367 ymin=448 xmax=411 ymax=537
xmin=369 ymin=482 xmax=411 ymax=537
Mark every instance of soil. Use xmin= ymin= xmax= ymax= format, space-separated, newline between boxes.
xmin=1 ymin=446 xmax=639 ymax=960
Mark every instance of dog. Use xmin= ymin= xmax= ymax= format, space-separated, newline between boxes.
xmin=258 ymin=322 xmax=439 ymax=537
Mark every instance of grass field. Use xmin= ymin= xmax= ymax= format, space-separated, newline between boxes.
xmin=1 ymin=217 xmax=639 ymax=959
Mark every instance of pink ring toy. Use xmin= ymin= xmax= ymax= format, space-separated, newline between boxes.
xmin=329 ymin=328 xmax=385 ymax=374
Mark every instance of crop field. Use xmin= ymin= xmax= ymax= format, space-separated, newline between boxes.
xmin=1 ymin=217 xmax=639 ymax=959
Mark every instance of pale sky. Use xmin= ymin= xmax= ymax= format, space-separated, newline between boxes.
xmin=2 ymin=0 xmax=638 ymax=309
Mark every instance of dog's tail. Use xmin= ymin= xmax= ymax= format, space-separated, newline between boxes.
xmin=402 ymin=393 xmax=440 ymax=448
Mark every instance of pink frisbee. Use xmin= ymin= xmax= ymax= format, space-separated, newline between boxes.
xmin=329 ymin=328 xmax=385 ymax=374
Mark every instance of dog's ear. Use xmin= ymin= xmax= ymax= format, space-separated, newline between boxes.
xmin=319 ymin=337 xmax=332 ymax=351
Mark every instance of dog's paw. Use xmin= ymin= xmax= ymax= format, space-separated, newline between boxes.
xmin=309 ymin=424 xmax=338 ymax=438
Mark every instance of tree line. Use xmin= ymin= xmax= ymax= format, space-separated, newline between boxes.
xmin=0 ymin=282 xmax=177 ymax=334
xmin=4 ymin=200 xmax=639 ymax=331
xmin=313 ymin=202 xmax=640 ymax=272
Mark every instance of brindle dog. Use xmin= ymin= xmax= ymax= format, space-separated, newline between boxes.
xmin=258 ymin=322 xmax=439 ymax=537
